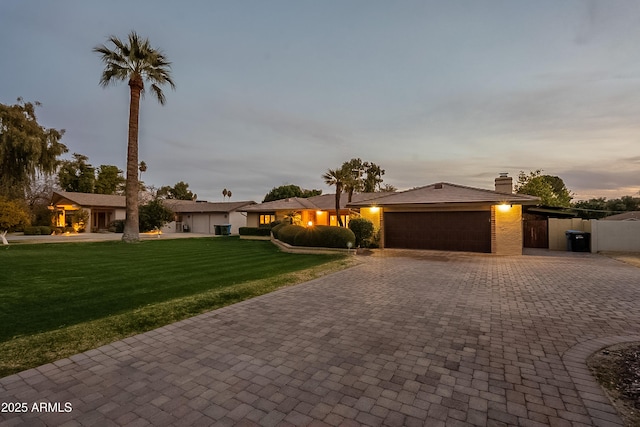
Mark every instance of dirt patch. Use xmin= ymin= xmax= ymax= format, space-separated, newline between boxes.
xmin=601 ymin=251 xmax=640 ymax=269
xmin=588 ymin=342 xmax=640 ymax=426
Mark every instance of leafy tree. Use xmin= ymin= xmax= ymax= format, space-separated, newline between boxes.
xmin=380 ymin=183 xmax=397 ymax=192
xmin=25 ymin=176 xmax=58 ymax=226
xmin=58 ymin=153 xmax=96 ymax=193
xmin=94 ymin=31 xmax=175 ymax=242
xmin=139 ymin=199 xmax=173 ymax=232
xmin=263 ymin=184 xmax=322 ymax=202
xmin=514 ymin=170 xmax=572 ymax=207
xmin=157 ymin=181 xmax=196 ymax=200
xmin=95 ymin=165 xmax=125 ymax=195
xmin=338 ymin=158 xmax=387 ymax=201
xmin=0 ymin=196 xmax=30 ymax=231
xmin=363 ymin=162 xmax=385 ymax=193
xmin=322 ymin=168 xmax=348 ymax=227
xmin=573 ymin=196 xmax=640 ymax=219
xmin=0 ymin=98 xmax=67 ymax=200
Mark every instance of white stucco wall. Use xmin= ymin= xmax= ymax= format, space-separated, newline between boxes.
xmin=590 ymin=220 xmax=640 ymax=253
xmin=162 ymin=211 xmax=248 ymax=234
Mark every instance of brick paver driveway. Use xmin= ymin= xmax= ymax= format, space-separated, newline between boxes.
xmin=2 ymin=250 xmax=640 ymax=426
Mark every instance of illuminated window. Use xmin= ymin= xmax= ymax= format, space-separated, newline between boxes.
xmin=260 ymin=214 xmax=276 ymax=225
xmin=329 ymin=215 xmax=349 ymax=226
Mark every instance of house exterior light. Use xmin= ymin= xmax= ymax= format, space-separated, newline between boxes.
xmin=307 ymin=221 xmax=313 ymax=227
xmin=498 ymin=203 xmax=512 ymax=212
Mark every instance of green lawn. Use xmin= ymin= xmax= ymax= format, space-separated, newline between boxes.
xmin=0 ymin=237 xmax=348 ymax=376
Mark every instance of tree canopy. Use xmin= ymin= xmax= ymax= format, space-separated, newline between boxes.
xmin=0 ymin=197 xmax=30 ymax=231
xmin=263 ymin=184 xmax=322 ymax=202
xmin=95 ymin=165 xmax=125 ymax=195
xmin=340 ymin=158 xmax=387 ymax=197
xmin=157 ymin=181 xmax=196 ymax=200
xmin=58 ymin=154 xmax=125 ymax=195
xmin=0 ymin=98 xmax=67 ymax=200
xmin=514 ymin=170 xmax=572 ymax=207
xmin=573 ymin=196 xmax=640 ymax=219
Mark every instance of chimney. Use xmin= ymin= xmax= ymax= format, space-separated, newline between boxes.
xmin=495 ymin=172 xmax=513 ymax=194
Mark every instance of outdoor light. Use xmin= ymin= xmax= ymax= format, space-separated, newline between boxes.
xmin=307 ymin=221 xmax=313 ymax=227
xmin=370 ymin=206 xmax=380 ymax=213
xmin=498 ymin=203 xmax=512 ymax=212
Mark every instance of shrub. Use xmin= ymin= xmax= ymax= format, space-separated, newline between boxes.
xmin=294 ymin=225 xmax=356 ymax=249
xmin=23 ymin=226 xmax=41 ymax=235
xmin=348 ymin=217 xmax=375 ymax=247
xmin=139 ymin=199 xmax=173 ymax=232
xmin=276 ymin=225 xmax=305 ymax=245
xmin=239 ymin=227 xmax=271 ymax=236
xmin=72 ymin=208 xmax=89 ymax=232
xmin=109 ymin=220 xmax=125 ymax=233
xmin=38 ymin=226 xmax=51 ymax=235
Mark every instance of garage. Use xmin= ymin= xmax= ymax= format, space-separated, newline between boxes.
xmin=384 ymin=211 xmax=491 ymax=253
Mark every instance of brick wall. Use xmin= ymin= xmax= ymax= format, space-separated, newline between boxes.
xmin=492 ymin=205 xmax=523 ymax=255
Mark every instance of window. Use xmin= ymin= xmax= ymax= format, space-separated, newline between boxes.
xmin=329 ymin=215 xmax=349 ymax=226
xmin=260 ymin=214 xmax=276 ymax=226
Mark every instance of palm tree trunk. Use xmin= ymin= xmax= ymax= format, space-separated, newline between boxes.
xmin=122 ymin=78 xmax=143 ymax=242
xmin=335 ymin=186 xmax=343 ymax=227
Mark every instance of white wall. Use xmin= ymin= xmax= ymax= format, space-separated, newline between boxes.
xmin=162 ymin=212 xmax=248 ymax=234
xmin=548 ymin=218 xmax=591 ymax=251
xmin=591 ymin=220 xmax=640 ymax=253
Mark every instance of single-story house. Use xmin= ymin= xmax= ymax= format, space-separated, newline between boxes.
xmin=242 ymin=192 xmax=382 ymax=228
xmin=347 ymin=174 xmax=540 ymax=255
xmin=161 ymin=199 xmax=256 ymax=234
xmin=50 ymin=191 xmax=256 ymax=234
xmin=50 ymin=191 xmax=126 ymax=232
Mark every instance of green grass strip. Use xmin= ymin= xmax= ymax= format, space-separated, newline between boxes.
xmin=0 ymin=256 xmax=355 ymax=377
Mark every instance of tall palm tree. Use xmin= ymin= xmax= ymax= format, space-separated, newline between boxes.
xmin=322 ymin=168 xmax=348 ymax=227
xmin=94 ymin=31 xmax=175 ymax=242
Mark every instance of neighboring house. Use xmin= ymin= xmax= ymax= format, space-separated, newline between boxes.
xmin=347 ymin=174 xmax=540 ymax=255
xmin=603 ymin=211 xmax=640 ymax=221
xmin=242 ymin=193 xmax=382 ymax=228
xmin=161 ymin=200 xmax=256 ymax=234
xmin=50 ymin=191 xmax=126 ymax=232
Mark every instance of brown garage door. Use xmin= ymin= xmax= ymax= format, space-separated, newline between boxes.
xmin=384 ymin=211 xmax=491 ymax=253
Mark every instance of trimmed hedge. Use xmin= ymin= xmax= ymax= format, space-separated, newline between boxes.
xmin=272 ymin=225 xmax=355 ymax=249
xmin=276 ymin=225 xmax=306 ymax=245
xmin=23 ymin=226 xmax=52 ymax=235
xmin=239 ymin=227 xmax=271 ymax=236
xmin=270 ymin=222 xmax=288 ymax=239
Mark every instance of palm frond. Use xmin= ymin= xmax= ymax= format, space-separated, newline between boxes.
xmin=94 ymin=30 xmax=174 ymax=102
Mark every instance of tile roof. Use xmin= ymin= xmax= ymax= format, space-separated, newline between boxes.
xmin=52 ymin=191 xmax=126 ymax=208
xmin=347 ymin=183 xmax=540 ymax=207
xmin=241 ymin=192 xmax=381 ymax=212
xmin=162 ymin=200 xmax=256 ymax=213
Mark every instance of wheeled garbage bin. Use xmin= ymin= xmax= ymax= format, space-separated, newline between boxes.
xmin=565 ymin=230 xmax=590 ymax=252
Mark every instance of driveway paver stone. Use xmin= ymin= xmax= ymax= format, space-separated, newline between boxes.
xmin=2 ymin=249 xmax=639 ymax=426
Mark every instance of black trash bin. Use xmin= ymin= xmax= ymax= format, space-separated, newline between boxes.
xmin=214 ymin=225 xmax=231 ymax=236
xmin=565 ymin=230 xmax=590 ymax=252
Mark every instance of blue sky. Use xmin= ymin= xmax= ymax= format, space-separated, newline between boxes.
xmin=1 ymin=1 xmax=639 ymax=202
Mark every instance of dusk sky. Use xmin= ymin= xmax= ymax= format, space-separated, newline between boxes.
xmin=1 ymin=1 xmax=639 ymax=203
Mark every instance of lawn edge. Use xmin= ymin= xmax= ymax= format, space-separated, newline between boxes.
xmin=0 ymin=256 xmax=358 ymax=378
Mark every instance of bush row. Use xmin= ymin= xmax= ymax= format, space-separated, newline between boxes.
xmin=239 ymin=227 xmax=271 ymax=236
xmin=273 ymin=224 xmax=356 ymax=249
xmin=23 ymin=226 xmax=53 ymax=235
